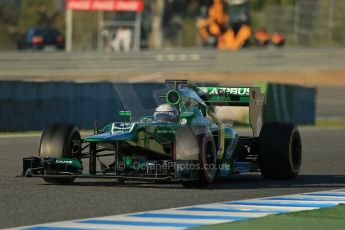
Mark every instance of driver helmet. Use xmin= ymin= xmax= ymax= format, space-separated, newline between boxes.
xmin=153 ymin=104 xmax=178 ymax=122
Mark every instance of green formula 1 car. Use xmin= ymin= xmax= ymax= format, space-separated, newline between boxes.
xmin=22 ymin=80 xmax=302 ymax=187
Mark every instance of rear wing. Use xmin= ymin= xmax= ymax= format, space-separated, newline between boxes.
xmin=195 ymin=87 xmax=251 ymax=106
xmin=195 ymin=86 xmax=264 ymax=137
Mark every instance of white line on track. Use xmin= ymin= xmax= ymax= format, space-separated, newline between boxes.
xmin=10 ymin=189 xmax=345 ymax=230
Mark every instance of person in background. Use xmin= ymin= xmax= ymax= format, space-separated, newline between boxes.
xmin=255 ymin=29 xmax=270 ymax=47
xmin=254 ymin=29 xmax=286 ymax=48
xmin=110 ymin=27 xmax=132 ymax=52
xmin=271 ymin=32 xmax=286 ymax=47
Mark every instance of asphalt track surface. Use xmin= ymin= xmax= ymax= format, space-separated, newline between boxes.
xmin=1 ymin=128 xmax=345 ymax=228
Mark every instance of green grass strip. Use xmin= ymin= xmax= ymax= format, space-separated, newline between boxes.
xmin=192 ymin=204 xmax=345 ymax=230
xmin=315 ymin=119 xmax=345 ymax=128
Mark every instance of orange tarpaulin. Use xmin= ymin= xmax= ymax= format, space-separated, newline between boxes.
xmin=209 ymin=0 xmax=228 ymax=25
xmin=217 ymin=24 xmax=251 ymax=50
xmin=197 ymin=0 xmax=251 ymax=50
xmin=197 ymin=0 xmax=227 ymax=39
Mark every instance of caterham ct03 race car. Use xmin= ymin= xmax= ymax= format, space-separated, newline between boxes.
xmin=22 ymin=80 xmax=302 ymax=187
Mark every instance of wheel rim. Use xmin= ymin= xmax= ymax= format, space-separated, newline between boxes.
xmin=66 ymin=131 xmax=81 ymax=158
xmin=291 ymin=133 xmax=302 ymax=169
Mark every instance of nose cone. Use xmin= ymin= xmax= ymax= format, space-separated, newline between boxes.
xmin=85 ymin=131 xmax=136 ymax=142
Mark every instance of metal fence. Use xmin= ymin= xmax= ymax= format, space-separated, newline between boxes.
xmin=260 ymin=0 xmax=345 ymax=46
xmin=65 ymin=0 xmax=345 ymax=50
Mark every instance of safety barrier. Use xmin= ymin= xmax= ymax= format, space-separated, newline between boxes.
xmin=261 ymin=83 xmax=316 ymax=125
xmin=0 ymin=81 xmax=168 ymax=131
xmin=0 ymin=81 xmax=316 ymax=131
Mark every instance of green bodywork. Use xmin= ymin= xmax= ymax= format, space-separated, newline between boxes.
xmin=82 ymin=84 xmax=263 ymax=177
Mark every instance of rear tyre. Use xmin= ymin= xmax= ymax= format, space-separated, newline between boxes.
xmin=39 ymin=123 xmax=81 ymax=184
xmin=259 ymin=122 xmax=302 ymax=179
xmin=182 ymin=129 xmax=217 ymax=188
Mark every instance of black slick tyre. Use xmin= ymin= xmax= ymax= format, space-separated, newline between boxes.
xmin=39 ymin=123 xmax=81 ymax=184
xmin=259 ymin=122 xmax=302 ymax=179
xmin=182 ymin=129 xmax=217 ymax=188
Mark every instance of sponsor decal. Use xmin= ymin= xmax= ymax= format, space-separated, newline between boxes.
xmin=66 ymin=0 xmax=144 ymax=12
xmin=207 ymin=87 xmax=250 ymax=96
xmin=197 ymin=87 xmax=209 ymax=95
xmin=156 ymin=129 xmax=176 ymax=134
xmin=55 ymin=160 xmax=73 ymax=164
xmin=154 ymin=111 xmax=176 ymax=116
xmin=210 ymin=88 xmax=218 ymax=95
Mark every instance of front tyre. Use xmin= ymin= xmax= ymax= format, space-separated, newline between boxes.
xmin=182 ymin=130 xmax=217 ymax=188
xmin=259 ymin=122 xmax=302 ymax=179
xmin=198 ymin=133 xmax=217 ymax=185
xmin=39 ymin=123 xmax=81 ymax=159
xmin=39 ymin=123 xmax=81 ymax=184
